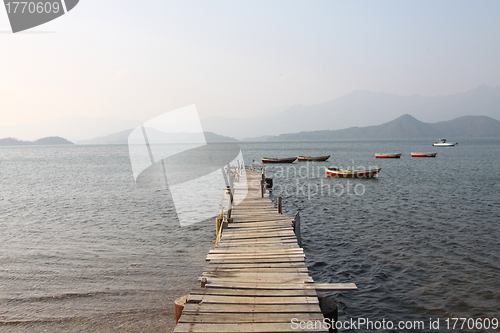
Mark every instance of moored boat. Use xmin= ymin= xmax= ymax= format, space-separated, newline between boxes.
xmin=326 ymin=167 xmax=381 ymax=178
xmin=411 ymin=152 xmax=437 ymax=157
xmin=433 ymin=138 xmax=457 ymax=147
xmin=261 ymin=157 xmax=297 ymax=163
xmin=297 ymin=155 xmax=330 ymax=161
xmin=375 ymin=153 xmax=401 ymax=158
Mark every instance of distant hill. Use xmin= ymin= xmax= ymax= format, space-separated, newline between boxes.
xmin=0 ymin=136 xmax=74 ymax=146
xmin=77 ymin=129 xmax=238 ymax=145
xmin=0 ymin=115 xmax=141 ymax=142
xmin=267 ymin=115 xmax=500 ymax=141
xmin=0 ymin=138 xmax=31 ymax=146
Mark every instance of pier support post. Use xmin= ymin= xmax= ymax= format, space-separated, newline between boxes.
xmin=174 ymin=295 xmax=189 ymax=325
xmin=227 ymin=185 xmax=233 ymax=204
xmin=277 ymin=196 xmax=282 ymax=214
xmin=216 ymin=216 xmax=222 ymax=237
xmin=293 ymin=212 xmax=301 ymax=247
xmin=318 ymin=297 xmax=338 ymax=333
xmin=260 ymin=179 xmax=264 ymax=198
xmin=215 ymin=209 xmax=224 ymax=243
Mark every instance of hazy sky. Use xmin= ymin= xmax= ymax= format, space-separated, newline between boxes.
xmin=1 ymin=0 xmax=499 ymax=127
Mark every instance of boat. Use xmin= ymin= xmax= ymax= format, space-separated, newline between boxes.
xmin=297 ymin=155 xmax=330 ymax=161
xmin=375 ymin=153 xmax=401 ymax=158
xmin=261 ymin=157 xmax=297 ymax=163
xmin=433 ymin=138 xmax=457 ymax=147
xmin=326 ymin=167 xmax=381 ymax=178
xmin=411 ymin=152 xmax=437 ymax=157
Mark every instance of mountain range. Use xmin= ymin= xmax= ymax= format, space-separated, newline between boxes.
xmin=77 ymin=129 xmax=237 ymax=145
xmin=201 ymin=85 xmax=500 ymax=139
xmin=73 ymin=114 xmax=500 ymax=144
xmin=267 ymin=114 xmax=500 ymax=141
xmin=1 ymin=85 xmax=499 ymax=142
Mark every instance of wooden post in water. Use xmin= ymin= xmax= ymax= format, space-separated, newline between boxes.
xmin=216 ymin=211 xmax=223 ymax=238
xmin=277 ymin=196 xmax=282 ymax=214
xmin=227 ymin=187 xmax=232 ymax=220
xmin=227 ymin=164 xmax=234 ymax=196
xmin=215 ymin=209 xmax=224 ymax=246
xmin=293 ymin=211 xmax=301 ymax=247
xmin=260 ymin=179 xmax=264 ymax=198
xmin=226 ymin=185 xmax=233 ymax=205
xmin=174 ymin=295 xmax=189 ymax=325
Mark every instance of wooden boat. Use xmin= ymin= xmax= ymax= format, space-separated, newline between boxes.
xmin=326 ymin=167 xmax=381 ymax=178
xmin=411 ymin=152 xmax=437 ymax=157
xmin=261 ymin=157 xmax=297 ymax=163
xmin=297 ymin=155 xmax=330 ymax=162
xmin=433 ymin=138 xmax=457 ymax=147
xmin=375 ymin=153 xmax=401 ymax=158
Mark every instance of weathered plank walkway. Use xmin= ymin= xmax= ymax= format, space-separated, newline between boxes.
xmin=174 ymin=169 xmax=353 ymax=333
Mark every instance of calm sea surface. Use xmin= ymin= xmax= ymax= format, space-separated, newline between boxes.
xmin=1 ymin=139 xmax=499 ymax=332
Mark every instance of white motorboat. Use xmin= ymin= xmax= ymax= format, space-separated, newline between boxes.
xmin=433 ymin=138 xmax=457 ymax=147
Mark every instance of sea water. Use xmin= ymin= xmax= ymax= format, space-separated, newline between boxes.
xmin=0 ymin=139 xmax=499 ymax=332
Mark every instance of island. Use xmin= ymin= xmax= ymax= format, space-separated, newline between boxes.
xmin=0 ymin=136 xmax=74 ymax=146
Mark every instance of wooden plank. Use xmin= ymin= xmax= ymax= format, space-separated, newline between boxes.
xmin=219 ymin=234 xmax=297 ymax=241
xmin=207 ymin=257 xmax=306 ymax=264
xmin=208 ymin=247 xmax=304 ymax=255
xmin=217 ymin=239 xmax=301 ymax=249
xmin=178 ymin=312 xmax=324 ymax=323
xmin=223 ymin=226 xmax=293 ymax=232
xmin=187 ymin=295 xmax=319 ymax=305
xmin=311 ymin=283 xmax=358 ymax=290
xmin=209 ymin=248 xmax=303 ymax=253
xmin=201 ymin=271 xmax=312 ymax=279
xmin=206 ymin=253 xmax=305 ymax=260
xmin=203 ymin=267 xmax=310 ymax=274
xmin=217 ymin=238 xmax=299 ymax=245
xmin=201 ymin=276 xmax=314 ymax=284
xmin=182 ymin=303 xmax=323 ymax=313
xmin=188 ymin=287 xmax=318 ymax=297
xmin=205 ymin=262 xmax=307 ymax=269
xmin=221 ymin=231 xmax=297 ymax=237
xmin=204 ymin=282 xmax=314 ymax=290
xmin=174 ymin=322 xmax=328 ymax=333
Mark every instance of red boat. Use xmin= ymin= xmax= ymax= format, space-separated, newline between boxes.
xmin=375 ymin=153 xmax=401 ymax=158
xmin=261 ymin=157 xmax=297 ymax=163
xmin=326 ymin=168 xmax=381 ymax=178
xmin=411 ymin=152 xmax=437 ymax=157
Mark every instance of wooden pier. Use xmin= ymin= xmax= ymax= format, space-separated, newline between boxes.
xmin=174 ymin=168 xmax=356 ymax=333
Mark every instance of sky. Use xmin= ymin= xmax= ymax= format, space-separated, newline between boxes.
xmin=1 ymin=0 xmax=500 ymax=127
